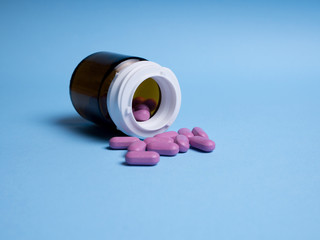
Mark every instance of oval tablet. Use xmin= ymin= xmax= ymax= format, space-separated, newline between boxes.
xmin=144 ymin=98 xmax=157 ymax=111
xmin=178 ymin=128 xmax=194 ymax=138
xmin=133 ymin=109 xmax=150 ymax=121
xmin=144 ymin=137 xmax=174 ymax=145
xmin=132 ymin=96 xmax=145 ymax=107
xmin=125 ymin=151 xmax=160 ymax=166
xmin=128 ymin=140 xmax=147 ymax=152
xmin=189 ymin=136 xmax=215 ymax=152
xmin=174 ymin=135 xmax=190 ymax=153
xmin=154 ymin=131 xmax=178 ymax=139
xmin=192 ymin=127 xmax=209 ymax=138
xmin=109 ymin=136 xmax=139 ymax=150
xmin=147 ymin=142 xmax=179 ymax=156
xmin=134 ymin=103 xmax=150 ymax=111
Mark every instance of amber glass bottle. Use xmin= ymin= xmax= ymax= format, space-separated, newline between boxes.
xmin=70 ymin=51 xmax=181 ymax=138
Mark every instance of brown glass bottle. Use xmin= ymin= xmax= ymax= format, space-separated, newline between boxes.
xmin=70 ymin=51 xmax=181 ymax=138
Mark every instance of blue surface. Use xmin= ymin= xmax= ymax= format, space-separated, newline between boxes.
xmin=1 ymin=1 xmax=320 ymax=239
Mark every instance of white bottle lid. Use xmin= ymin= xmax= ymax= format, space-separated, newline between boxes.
xmin=107 ymin=60 xmax=181 ymax=138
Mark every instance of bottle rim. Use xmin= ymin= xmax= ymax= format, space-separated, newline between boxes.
xmin=107 ymin=61 xmax=181 ymax=138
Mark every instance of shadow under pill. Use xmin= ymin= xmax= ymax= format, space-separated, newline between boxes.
xmin=120 ymin=162 xmax=157 ymax=167
xmin=189 ymin=147 xmax=213 ymax=153
xmin=50 ymin=115 xmax=125 ymax=143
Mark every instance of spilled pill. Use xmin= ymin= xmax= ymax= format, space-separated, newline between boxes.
xmin=109 ymin=136 xmax=139 ymax=149
xmin=125 ymin=151 xmax=160 ymax=166
xmin=133 ymin=109 xmax=150 ymax=121
xmin=147 ymin=142 xmax=179 ymax=156
xmin=178 ymin=128 xmax=194 ymax=138
xmin=174 ymin=135 xmax=190 ymax=153
xmin=109 ymin=127 xmax=215 ymax=167
xmin=128 ymin=140 xmax=147 ymax=152
xmin=192 ymin=127 xmax=209 ymax=138
xmin=144 ymin=137 xmax=174 ymax=145
xmin=154 ymin=131 xmax=178 ymax=139
xmin=189 ymin=136 xmax=215 ymax=152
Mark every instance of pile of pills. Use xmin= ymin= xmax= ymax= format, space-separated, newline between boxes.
xmin=132 ymin=97 xmax=157 ymax=122
xmin=109 ymin=127 xmax=215 ymax=166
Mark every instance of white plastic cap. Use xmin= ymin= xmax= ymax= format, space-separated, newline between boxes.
xmin=107 ymin=60 xmax=181 ymax=138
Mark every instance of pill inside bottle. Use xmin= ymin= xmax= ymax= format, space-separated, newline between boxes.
xmin=132 ymin=78 xmax=161 ymax=121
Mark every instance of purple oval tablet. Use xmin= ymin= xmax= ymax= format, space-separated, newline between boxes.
xmin=178 ymin=128 xmax=194 ymax=139
xmin=192 ymin=127 xmax=209 ymax=138
xmin=189 ymin=136 xmax=215 ymax=152
xmin=147 ymin=142 xmax=179 ymax=156
xmin=144 ymin=98 xmax=157 ymax=111
xmin=128 ymin=140 xmax=147 ymax=152
xmin=133 ymin=109 xmax=150 ymax=121
xmin=154 ymin=131 xmax=178 ymax=139
xmin=125 ymin=151 xmax=160 ymax=166
xmin=132 ymin=96 xmax=145 ymax=107
xmin=134 ymin=103 xmax=150 ymax=111
xmin=109 ymin=136 xmax=139 ymax=150
xmin=174 ymin=135 xmax=190 ymax=153
xmin=144 ymin=137 xmax=174 ymax=145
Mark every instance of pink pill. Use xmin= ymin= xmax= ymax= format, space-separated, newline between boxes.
xmin=128 ymin=140 xmax=147 ymax=151
xmin=132 ymin=96 xmax=145 ymax=107
xmin=174 ymin=135 xmax=190 ymax=153
xmin=144 ymin=98 xmax=157 ymax=111
xmin=147 ymin=142 xmax=179 ymax=156
xmin=109 ymin=136 xmax=139 ymax=149
xmin=125 ymin=151 xmax=160 ymax=166
xmin=134 ymin=103 xmax=150 ymax=111
xmin=154 ymin=131 xmax=178 ymax=139
xmin=144 ymin=137 xmax=174 ymax=145
xmin=189 ymin=136 xmax=215 ymax=152
xmin=133 ymin=109 xmax=150 ymax=121
xmin=192 ymin=127 xmax=209 ymax=138
xmin=178 ymin=128 xmax=194 ymax=139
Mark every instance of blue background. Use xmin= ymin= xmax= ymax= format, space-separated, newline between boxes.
xmin=1 ymin=0 xmax=320 ymax=239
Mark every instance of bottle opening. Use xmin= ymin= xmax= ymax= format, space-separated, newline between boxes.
xmin=132 ymin=78 xmax=161 ymax=121
xmin=107 ymin=60 xmax=181 ymax=138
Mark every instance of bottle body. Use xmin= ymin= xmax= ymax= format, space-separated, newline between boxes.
xmin=70 ymin=51 xmax=181 ymax=138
